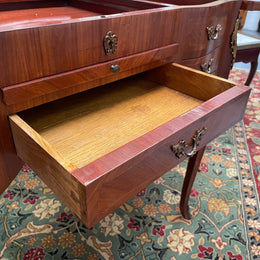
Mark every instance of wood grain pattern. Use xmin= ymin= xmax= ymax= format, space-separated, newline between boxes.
xmin=0 ymin=6 xmax=181 ymax=88
xmin=2 ymin=44 xmax=180 ymax=113
xmin=18 ymin=76 xmax=202 ymax=168
xmin=9 ymin=114 xmax=87 ymax=220
xmin=179 ymin=0 xmax=241 ymax=60
xmin=0 ymin=0 xmax=253 ymax=224
xmin=0 ymin=93 xmax=23 ymax=194
xmin=145 ymin=63 xmax=235 ymax=100
xmin=9 ymin=64 xmax=251 ymax=226
xmin=241 ymin=0 xmax=260 ymax=10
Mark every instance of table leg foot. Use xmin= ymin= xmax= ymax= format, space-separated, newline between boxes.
xmin=180 ymin=146 xmax=206 ymax=219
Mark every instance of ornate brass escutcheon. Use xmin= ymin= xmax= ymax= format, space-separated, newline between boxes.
xmin=231 ymin=16 xmax=240 ymax=68
xmin=207 ymin=24 xmax=222 ymax=40
xmin=104 ymin=31 xmax=118 ymax=55
xmin=171 ymin=127 xmax=207 ymax=159
xmin=201 ymin=58 xmax=214 ymax=74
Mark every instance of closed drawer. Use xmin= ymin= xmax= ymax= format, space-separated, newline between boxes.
xmin=2 ymin=43 xmax=180 ymax=111
xmin=180 ymin=0 xmax=241 ymax=60
xmin=0 ymin=0 xmax=179 ymax=88
xmin=9 ymin=63 xmax=250 ymax=227
xmin=181 ymin=46 xmax=221 ymax=73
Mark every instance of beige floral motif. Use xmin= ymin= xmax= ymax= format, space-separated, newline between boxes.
xmin=154 ymin=177 xmax=165 ymax=185
xmin=243 ymin=188 xmax=253 ymax=196
xmin=143 ymin=204 xmax=158 ymax=217
xmin=247 ymin=219 xmax=260 ymax=229
xmin=88 ymin=253 xmax=98 ymax=260
xmin=6 ymin=201 xmax=19 ymax=212
xmin=248 ymin=232 xmax=260 ymax=242
xmin=236 ymin=137 xmax=245 ymax=143
xmin=211 ymin=155 xmax=223 ymax=163
xmin=163 ymin=190 xmax=181 ymax=205
xmin=210 ymin=178 xmax=226 ymax=188
xmin=136 ymin=233 xmax=151 ymax=245
xmin=158 ymin=203 xmax=172 ymax=214
xmin=24 ymin=178 xmax=40 ymax=189
xmin=72 ymin=243 xmax=86 ymax=257
xmin=173 ymin=165 xmax=187 ymax=177
xmin=242 ymin=179 xmax=254 ymax=186
xmin=202 ymin=156 xmax=210 ymax=163
xmin=100 ymin=213 xmax=124 ymax=237
xmin=17 ymin=173 xmax=29 ymax=182
xmin=132 ymin=197 xmax=144 ymax=208
xmin=58 ymin=232 xmax=75 ymax=248
xmin=239 ymin=162 xmax=250 ymax=170
xmin=26 ymin=236 xmax=37 ymax=246
xmin=245 ymin=197 xmax=257 ymax=206
xmin=211 ymin=236 xmax=227 ymax=250
xmin=167 ymin=228 xmax=194 ymax=254
xmin=0 ymin=222 xmax=53 ymax=258
xmin=238 ymin=156 xmax=247 ymax=161
xmin=207 ymin=197 xmax=230 ymax=216
xmin=237 ymin=149 xmax=247 ymax=155
xmin=86 ymin=235 xmax=113 ymax=260
xmin=224 ymin=161 xmax=235 ymax=168
xmin=251 ymin=245 xmax=260 ymax=256
xmin=41 ymin=235 xmax=56 ymax=248
xmin=237 ymin=143 xmax=245 ymax=149
xmin=226 ymin=168 xmax=237 ymax=178
xmin=33 ymin=198 xmax=61 ymax=220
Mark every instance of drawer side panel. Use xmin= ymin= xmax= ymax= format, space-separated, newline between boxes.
xmin=9 ymin=115 xmax=88 ymax=222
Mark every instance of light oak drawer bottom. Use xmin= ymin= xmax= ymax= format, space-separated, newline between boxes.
xmin=9 ymin=64 xmax=250 ymax=227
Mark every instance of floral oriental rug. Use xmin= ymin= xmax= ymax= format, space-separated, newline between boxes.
xmin=0 ymin=69 xmax=259 ymax=260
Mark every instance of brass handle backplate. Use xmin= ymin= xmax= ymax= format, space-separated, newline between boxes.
xmin=201 ymin=58 xmax=214 ymax=74
xmin=207 ymin=24 xmax=222 ymax=40
xmin=171 ymin=127 xmax=207 ymax=159
xmin=104 ymin=31 xmax=118 ymax=55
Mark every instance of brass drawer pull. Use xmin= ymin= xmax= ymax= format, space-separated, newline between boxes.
xmin=104 ymin=31 xmax=118 ymax=55
xmin=207 ymin=24 xmax=222 ymax=40
xmin=171 ymin=127 xmax=207 ymax=158
xmin=110 ymin=64 xmax=120 ymax=74
xmin=201 ymin=58 xmax=214 ymax=74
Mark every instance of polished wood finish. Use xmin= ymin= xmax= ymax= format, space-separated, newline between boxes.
xmin=236 ymin=47 xmax=260 ymax=85
xmin=2 ymin=44 xmax=180 ymax=112
xmin=0 ymin=95 xmax=23 ymax=194
xmin=16 ymin=77 xmax=202 ymax=168
xmin=0 ymin=0 xmax=254 ymax=225
xmin=181 ymin=146 xmax=206 ymax=219
xmin=241 ymin=0 xmax=260 ymax=10
xmin=9 ymin=64 xmax=251 ymax=227
xmin=0 ymin=2 xmax=180 ymax=88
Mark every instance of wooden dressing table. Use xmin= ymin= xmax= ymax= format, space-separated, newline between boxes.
xmin=0 ymin=0 xmax=253 ymax=227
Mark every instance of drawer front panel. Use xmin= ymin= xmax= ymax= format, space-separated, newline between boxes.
xmin=9 ymin=64 xmax=250 ymax=227
xmin=181 ymin=48 xmax=220 ymax=74
xmin=0 ymin=8 xmax=180 ymax=88
xmin=3 ymin=43 xmax=180 ymax=113
xmin=75 ymin=81 xmax=250 ymax=226
xmin=180 ymin=0 xmax=241 ymax=60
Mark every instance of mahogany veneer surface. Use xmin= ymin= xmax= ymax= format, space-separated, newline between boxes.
xmin=9 ymin=64 xmax=251 ymax=227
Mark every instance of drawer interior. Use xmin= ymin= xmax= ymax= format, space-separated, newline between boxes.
xmin=14 ymin=64 xmax=235 ymax=169
xmin=0 ymin=0 xmax=165 ymax=31
xmin=16 ymin=75 xmax=202 ymax=168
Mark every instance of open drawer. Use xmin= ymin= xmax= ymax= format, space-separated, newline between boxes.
xmin=9 ymin=64 xmax=250 ymax=227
